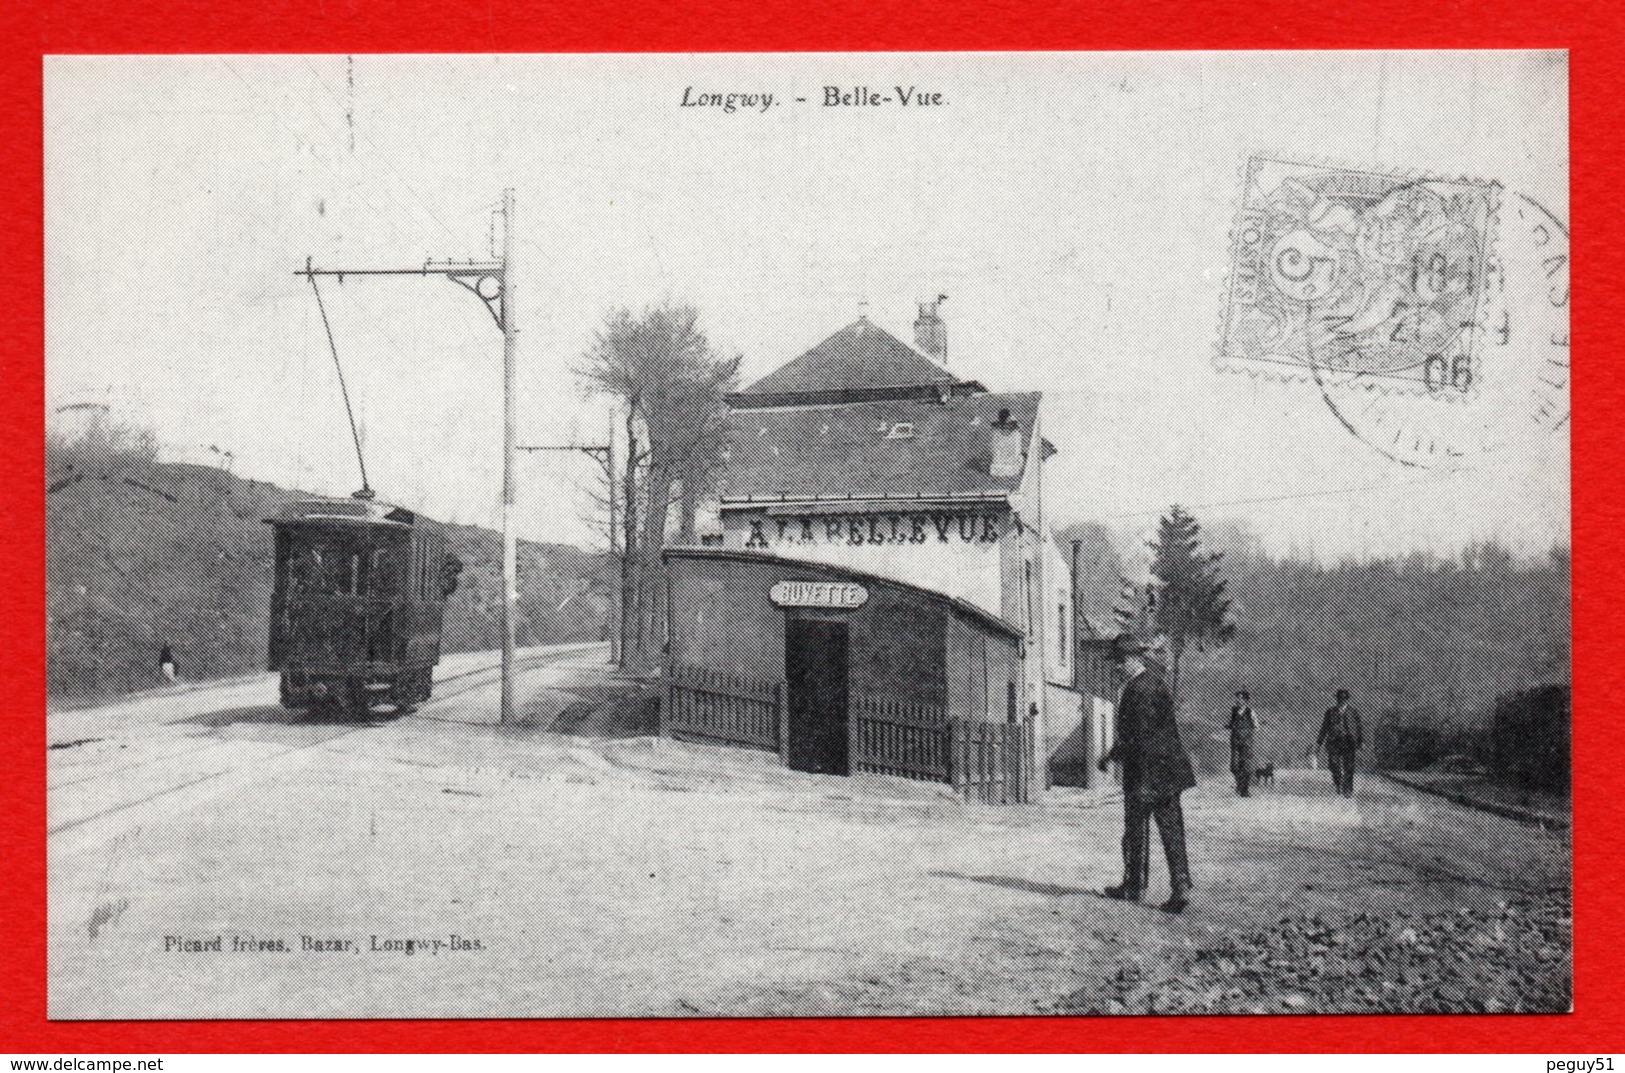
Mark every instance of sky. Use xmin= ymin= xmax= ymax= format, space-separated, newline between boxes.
xmin=44 ymin=52 xmax=1569 ymax=559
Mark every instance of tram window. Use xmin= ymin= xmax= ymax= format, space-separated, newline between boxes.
xmin=288 ymin=529 xmax=399 ymax=597
xmin=370 ymin=546 xmax=400 ymax=597
xmin=309 ymin=543 xmax=356 ymax=595
xmin=290 ymin=545 xmax=321 ymax=592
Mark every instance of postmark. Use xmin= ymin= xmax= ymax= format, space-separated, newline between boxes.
xmin=1218 ymin=155 xmax=1499 ymax=396
xmin=1310 ymin=191 xmax=1569 ymax=469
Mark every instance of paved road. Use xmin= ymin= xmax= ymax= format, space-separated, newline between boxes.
xmin=47 ymin=668 xmax=1569 ymax=1018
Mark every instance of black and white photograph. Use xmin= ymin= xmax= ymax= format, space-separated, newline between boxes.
xmin=45 ymin=51 xmax=1570 ymax=1018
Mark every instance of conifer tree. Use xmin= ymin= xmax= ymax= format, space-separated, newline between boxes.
xmin=1148 ymin=505 xmax=1235 ymax=706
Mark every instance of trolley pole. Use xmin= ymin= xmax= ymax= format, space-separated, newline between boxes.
xmin=297 ymin=187 xmax=521 ymax=725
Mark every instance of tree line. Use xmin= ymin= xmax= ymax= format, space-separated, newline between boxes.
xmin=1063 ymin=508 xmax=1570 ymax=773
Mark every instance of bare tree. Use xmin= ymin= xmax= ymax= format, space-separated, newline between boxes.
xmin=579 ymin=303 xmax=739 ymax=672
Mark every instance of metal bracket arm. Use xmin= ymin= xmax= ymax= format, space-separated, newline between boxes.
xmin=297 ymin=258 xmax=506 ymax=333
xmin=441 ymin=267 xmax=506 ymax=331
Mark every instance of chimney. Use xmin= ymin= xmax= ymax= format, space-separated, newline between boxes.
xmin=914 ymin=295 xmax=947 ymax=362
xmin=989 ymin=408 xmax=1024 ymax=479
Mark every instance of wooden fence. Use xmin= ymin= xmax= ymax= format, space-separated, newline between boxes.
xmin=660 ymin=664 xmax=784 ymax=754
xmin=853 ymin=698 xmax=1030 ymax=804
xmin=852 ymin=698 xmax=950 ymax=782
xmin=951 ymin=719 xmax=1031 ymax=804
xmin=662 ymin=664 xmax=1029 ymax=803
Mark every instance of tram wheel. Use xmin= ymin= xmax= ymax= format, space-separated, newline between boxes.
xmin=344 ymin=677 xmax=372 ymax=720
xmin=278 ymin=673 xmax=299 ymax=711
xmin=392 ymin=673 xmax=419 ymax=716
xmin=386 ymin=669 xmax=419 ymax=712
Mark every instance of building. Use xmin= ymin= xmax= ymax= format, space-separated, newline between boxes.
xmin=663 ymin=301 xmax=1101 ymax=796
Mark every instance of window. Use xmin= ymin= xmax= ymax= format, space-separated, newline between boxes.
xmin=370 ymin=547 xmax=398 ymax=597
xmin=287 ymin=528 xmax=406 ymax=597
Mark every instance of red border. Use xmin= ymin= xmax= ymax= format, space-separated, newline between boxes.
xmin=6 ymin=0 xmax=1620 ymax=1053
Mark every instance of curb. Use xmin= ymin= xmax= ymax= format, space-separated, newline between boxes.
xmin=1378 ymin=771 xmax=1569 ymax=831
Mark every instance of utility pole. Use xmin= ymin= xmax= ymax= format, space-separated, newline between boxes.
xmin=297 ymin=187 xmax=521 ymax=725
xmin=499 ymin=188 xmax=518 ymax=728
xmin=1070 ymin=539 xmax=1082 ymax=691
xmin=517 ymin=423 xmax=618 ymax=667
xmin=607 ymin=405 xmax=619 ymax=668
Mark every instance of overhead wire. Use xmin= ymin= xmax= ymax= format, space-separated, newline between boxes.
xmin=218 ymin=58 xmax=420 ymax=252
xmin=1097 ymin=474 xmax=1465 ymax=521
xmin=297 ymin=57 xmax=465 ymax=245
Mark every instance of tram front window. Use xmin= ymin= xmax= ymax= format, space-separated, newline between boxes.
xmin=288 ymin=528 xmax=405 ymax=597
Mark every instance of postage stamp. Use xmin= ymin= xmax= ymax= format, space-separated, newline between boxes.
xmin=1218 ymin=155 xmax=1500 ymax=396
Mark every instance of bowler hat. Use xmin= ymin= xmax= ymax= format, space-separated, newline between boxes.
xmin=1335 ymin=688 xmax=1351 ymax=701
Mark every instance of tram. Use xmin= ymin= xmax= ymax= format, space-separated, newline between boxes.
xmin=267 ymin=495 xmax=461 ymax=717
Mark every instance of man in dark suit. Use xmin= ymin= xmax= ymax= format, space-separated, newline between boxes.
xmin=1098 ymin=634 xmax=1196 ymax=913
xmin=1229 ymin=689 xmax=1258 ymax=796
xmin=1316 ymin=687 xmax=1363 ymax=798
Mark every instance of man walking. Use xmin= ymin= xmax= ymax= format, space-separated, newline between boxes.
xmin=1316 ymin=687 xmax=1363 ymax=797
xmin=1098 ymin=634 xmax=1196 ymax=913
xmin=1228 ymin=689 xmax=1258 ymax=796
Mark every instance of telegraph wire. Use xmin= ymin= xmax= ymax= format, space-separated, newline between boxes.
xmin=1098 ymin=474 xmax=1462 ymax=520
xmin=299 ymin=57 xmax=463 ymax=246
xmin=218 ymin=57 xmax=418 ymax=253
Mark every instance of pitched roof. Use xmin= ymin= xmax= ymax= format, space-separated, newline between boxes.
xmin=732 ymin=318 xmax=978 ymax=405
xmin=721 ymin=391 xmax=1042 ymax=504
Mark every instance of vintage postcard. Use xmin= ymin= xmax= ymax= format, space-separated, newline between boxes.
xmin=45 ymin=51 xmax=1569 ymax=1018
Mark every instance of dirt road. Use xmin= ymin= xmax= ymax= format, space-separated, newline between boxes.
xmin=48 ymin=658 xmax=1570 ymax=1018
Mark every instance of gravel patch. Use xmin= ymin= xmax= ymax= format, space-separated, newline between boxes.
xmin=1056 ymin=895 xmax=1571 ymax=1015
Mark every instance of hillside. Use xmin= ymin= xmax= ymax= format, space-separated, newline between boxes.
xmin=46 ymin=433 xmax=611 ymax=701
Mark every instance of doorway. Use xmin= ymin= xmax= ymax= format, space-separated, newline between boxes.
xmin=785 ymin=617 xmax=850 ymax=775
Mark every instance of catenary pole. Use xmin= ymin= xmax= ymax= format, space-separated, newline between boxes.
xmin=607 ymin=406 xmax=620 ymax=667
xmin=500 ymin=188 xmax=518 ymax=726
xmin=515 ymin=416 xmax=618 ymax=668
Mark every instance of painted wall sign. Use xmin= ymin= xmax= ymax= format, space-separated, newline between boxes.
xmin=740 ymin=511 xmax=1005 ymax=550
xmin=770 ymin=580 xmax=870 ymax=610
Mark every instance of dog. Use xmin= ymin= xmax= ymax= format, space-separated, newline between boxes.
xmin=1254 ymin=763 xmax=1275 ymax=788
